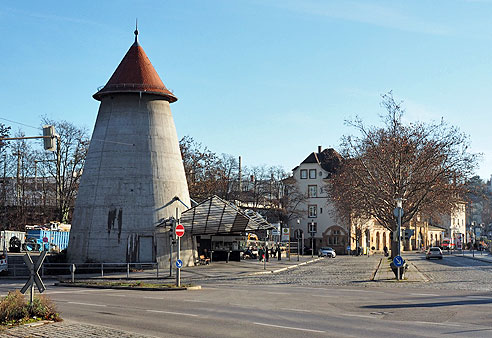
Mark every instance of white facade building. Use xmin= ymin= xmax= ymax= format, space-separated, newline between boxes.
xmin=438 ymin=203 xmax=466 ymax=245
xmin=286 ymin=147 xmax=349 ymax=254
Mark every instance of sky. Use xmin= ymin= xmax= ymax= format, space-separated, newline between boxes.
xmin=1 ymin=0 xmax=491 ymax=180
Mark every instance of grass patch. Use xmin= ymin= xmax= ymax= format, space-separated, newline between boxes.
xmin=0 ymin=291 xmax=62 ymax=329
xmin=65 ymin=281 xmax=192 ymax=288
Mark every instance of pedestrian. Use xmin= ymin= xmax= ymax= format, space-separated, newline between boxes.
xmin=258 ymin=247 xmax=264 ymax=262
xmin=277 ymin=245 xmax=281 ymax=260
xmin=265 ymin=246 xmax=270 ymax=262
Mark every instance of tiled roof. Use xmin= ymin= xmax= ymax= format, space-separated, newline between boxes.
xmin=300 ymin=148 xmax=342 ymax=174
xmin=93 ymin=35 xmax=177 ymax=102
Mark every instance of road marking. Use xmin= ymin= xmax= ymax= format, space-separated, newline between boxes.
xmin=47 ymin=290 xmax=91 ymax=294
xmin=254 ymin=322 xmax=325 ymax=333
xmin=67 ymin=302 xmax=107 ymax=307
xmin=230 ymin=303 xmax=253 ymax=307
xmin=183 ymin=299 xmax=207 ymax=303
xmin=280 ymin=308 xmax=312 ymax=313
xmin=266 ymin=292 xmax=289 ymax=295
xmin=410 ymin=293 xmax=440 ymax=297
xmin=106 ymin=294 xmax=129 ymax=298
xmin=339 ymin=313 xmax=375 ymax=319
xmin=412 ymin=321 xmax=461 ymax=327
xmin=146 ymin=310 xmax=199 ymax=317
xmin=143 ymin=296 xmax=166 ymax=300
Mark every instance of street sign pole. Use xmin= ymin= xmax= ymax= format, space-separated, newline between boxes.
xmin=393 ymin=203 xmax=404 ymax=281
xmin=176 ymin=234 xmax=181 ymax=287
xmin=397 ymin=209 xmax=401 ymax=281
xmin=311 ymin=234 xmax=314 ymax=258
xmin=174 ymin=209 xmax=186 ymax=287
xmin=288 ymin=226 xmax=291 ymax=261
xmin=297 ymin=236 xmax=300 ymax=262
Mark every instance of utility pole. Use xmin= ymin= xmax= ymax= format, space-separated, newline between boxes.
xmin=56 ymin=136 xmax=62 ymax=221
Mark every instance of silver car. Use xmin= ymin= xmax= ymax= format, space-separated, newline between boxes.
xmin=318 ymin=247 xmax=336 ymax=258
xmin=426 ymin=247 xmax=443 ymax=260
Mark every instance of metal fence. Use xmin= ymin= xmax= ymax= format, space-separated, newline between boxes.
xmin=5 ymin=262 xmax=161 ymax=281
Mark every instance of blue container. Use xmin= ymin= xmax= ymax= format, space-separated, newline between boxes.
xmin=26 ymin=230 xmax=70 ymax=251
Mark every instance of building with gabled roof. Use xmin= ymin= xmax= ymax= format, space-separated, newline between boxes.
xmin=286 ymin=146 xmax=349 ymax=254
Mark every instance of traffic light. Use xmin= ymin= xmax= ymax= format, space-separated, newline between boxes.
xmin=42 ymin=125 xmax=56 ymax=151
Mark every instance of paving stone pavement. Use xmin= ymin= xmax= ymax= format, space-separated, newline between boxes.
xmin=1 ymin=321 xmax=158 ymax=338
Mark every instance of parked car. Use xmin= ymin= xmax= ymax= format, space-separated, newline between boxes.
xmin=426 ymin=247 xmax=443 ymax=260
xmin=318 ymin=247 xmax=336 ymax=258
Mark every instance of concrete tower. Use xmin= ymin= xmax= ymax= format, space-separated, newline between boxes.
xmin=68 ymin=28 xmax=191 ymax=264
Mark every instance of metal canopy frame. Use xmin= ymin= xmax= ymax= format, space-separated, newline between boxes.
xmin=180 ymin=195 xmax=272 ymax=235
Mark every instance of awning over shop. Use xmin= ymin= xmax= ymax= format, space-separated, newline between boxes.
xmin=180 ymin=195 xmax=272 ymax=235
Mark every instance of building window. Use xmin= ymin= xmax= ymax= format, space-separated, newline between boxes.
xmin=320 ymin=208 xmax=323 ymax=214
xmin=308 ymin=222 xmax=317 ymax=233
xmin=333 ymin=236 xmax=339 ymax=245
xmin=309 ymin=169 xmax=316 ymax=179
xmin=300 ymin=169 xmax=307 ymax=179
xmin=308 ymin=185 xmax=317 ymax=198
xmin=308 ymin=205 xmax=317 ymax=218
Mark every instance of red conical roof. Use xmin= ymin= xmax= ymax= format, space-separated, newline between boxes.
xmin=93 ymin=33 xmax=177 ymax=102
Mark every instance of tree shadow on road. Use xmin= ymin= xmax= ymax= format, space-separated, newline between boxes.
xmin=361 ymin=297 xmax=492 ymax=309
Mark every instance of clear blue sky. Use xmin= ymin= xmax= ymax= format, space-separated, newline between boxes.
xmin=1 ymin=0 xmax=491 ymax=180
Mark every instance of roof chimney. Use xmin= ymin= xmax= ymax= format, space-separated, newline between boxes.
xmin=318 ymin=145 xmax=322 ymax=154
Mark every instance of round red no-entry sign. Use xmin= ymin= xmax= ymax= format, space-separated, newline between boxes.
xmin=175 ymin=224 xmax=185 ymax=238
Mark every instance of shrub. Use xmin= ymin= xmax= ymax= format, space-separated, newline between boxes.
xmin=0 ymin=291 xmax=29 ymax=325
xmin=0 ymin=291 xmax=61 ymax=326
xmin=30 ymin=295 xmax=62 ymax=322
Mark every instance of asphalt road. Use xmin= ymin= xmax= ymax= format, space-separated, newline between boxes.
xmin=2 ymin=254 xmax=492 ymax=337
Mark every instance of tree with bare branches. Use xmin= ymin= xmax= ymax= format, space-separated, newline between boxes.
xmin=38 ymin=118 xmax=89 ymax=223
xmin=329 ymin=92 xmax=478 ymax=257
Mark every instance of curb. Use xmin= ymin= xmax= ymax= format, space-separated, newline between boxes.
xmin=370 ymin=258 xmax=382 ymax=281
xmin=53 ymin=282 xmax=201 ymax=291
xmin=249 ymin=257 xmax=325 ymax=275
xmin=407 ymin=262 xmax=430 ymax=282
xmin=453 ymin=254 xmax=492 ymax=264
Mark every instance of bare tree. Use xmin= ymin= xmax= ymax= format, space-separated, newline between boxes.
xmin=329 ymin=92 xmax=478 ymax=257
xmin=215 ymin=154 xmax=239 ymax=200
xmin=278 ymin=176 xmax=307 ymax=223
xmin=179 ymin=136 xmax=223 ymax=201
xmin=38 ymin=118 xmax=89 ymax=223
xmin=0 ymin=123 xmax=10 ymax=228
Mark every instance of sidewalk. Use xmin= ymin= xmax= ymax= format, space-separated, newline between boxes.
xmin=373 ymin=257 xmax=428 ymax=283
xmin=1 ymin=320 xmax=157 ymax=338
xmin=452 ymin=250 xmax=492 ymax=264
xmin=55 ymin=255 xmax=325 ymax=284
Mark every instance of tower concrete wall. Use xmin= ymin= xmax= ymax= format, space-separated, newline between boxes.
xmin=68 ymin=93 xmax=190 ymax=263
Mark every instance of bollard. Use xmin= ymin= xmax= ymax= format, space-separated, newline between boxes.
xmin=101 ymin=263 xmax=104 ymax=277
xmin=156 ymin=263 xmax=159 ymax=278
xmin=127 ymin=263 xmax=130 ymax=279
xmin=71 ymin=264 xmax=76 ymax=283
